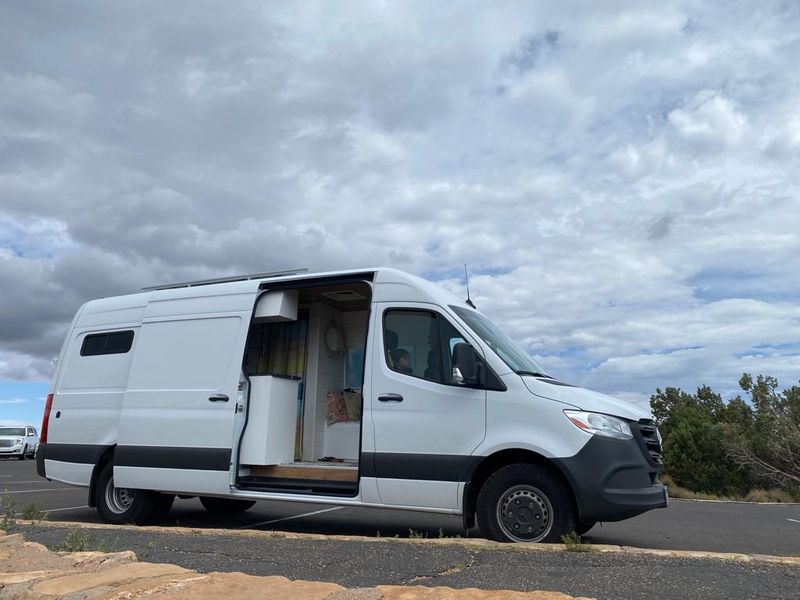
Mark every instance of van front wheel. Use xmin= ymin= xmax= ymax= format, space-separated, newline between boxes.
xmin=95 ymin=463 xmax=165 ymax=525
xmin=476 ymin=463 xmax=575 ymax=543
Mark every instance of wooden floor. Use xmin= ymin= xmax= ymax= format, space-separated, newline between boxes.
xmin=248 ymin=462 xmax=358 ymax=482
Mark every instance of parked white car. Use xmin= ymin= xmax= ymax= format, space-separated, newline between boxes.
xmin=0 ymin=425 xmax=39 ymax=460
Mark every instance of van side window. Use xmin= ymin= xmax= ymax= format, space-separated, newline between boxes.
xmin=80 ymin=330 xmax=135 ymax=356
xmin=384 ymin=310 xmax=475 ymax=386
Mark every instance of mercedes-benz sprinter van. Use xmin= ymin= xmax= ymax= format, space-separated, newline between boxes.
xmin=37 ymin=268 xmax=667 ymax=542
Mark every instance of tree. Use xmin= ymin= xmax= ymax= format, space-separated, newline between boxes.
xmin=726 ymin=374 xmax=800 ymax=491
xmin=651 ymin=385 xmax=752 ymax=495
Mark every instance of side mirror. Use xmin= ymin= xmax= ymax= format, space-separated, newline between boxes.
xmin=452 ymin=343 xmax=483 ymax=386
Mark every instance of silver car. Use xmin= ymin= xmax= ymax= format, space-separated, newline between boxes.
xmin=0 ymin=426 xmax=39 ymax=460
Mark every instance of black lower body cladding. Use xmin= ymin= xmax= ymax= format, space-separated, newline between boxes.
xmin=36 ymin=442 xmax=113 ymax=478
xmin=36 ymin=442 xmax=47 ymax=477
xmin=554 ymin=436 xmax=668 ymax=523
xmin=35 ymin=443 xmax=231 ymax=472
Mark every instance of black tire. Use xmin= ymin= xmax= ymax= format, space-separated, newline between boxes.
xmin=200 ymin=496 xmax=256 ymax=514
xmin=477 ymin=463 xmax=576 ymax=543
xmin=574 ymin=521 xmax=596 ymax=536
xmin=95 ymin=462 xmax=167 ymax=525
xmin=18 ymin=446 xmax=27 ymax=460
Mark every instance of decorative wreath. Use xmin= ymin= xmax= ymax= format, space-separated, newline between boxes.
xmin=323 ymin=320 xmax=347 ymax=358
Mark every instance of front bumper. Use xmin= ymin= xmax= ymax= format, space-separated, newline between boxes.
xmin=554 ymin=435 xmax=668 ymax=523
xmin=0 ymin=446 xmax=24 ymax=456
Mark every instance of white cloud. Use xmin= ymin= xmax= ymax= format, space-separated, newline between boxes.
xmin=0 ymin=1 xmax=798 ymax=404
xmin=668 ymin=90 xmax=747 ymax=148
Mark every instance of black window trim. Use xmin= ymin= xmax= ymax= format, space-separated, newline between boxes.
xmin=80 ymin=330 xmax=135 ymax=357
xmin=381 ymin=307 xmax=504 ymax=391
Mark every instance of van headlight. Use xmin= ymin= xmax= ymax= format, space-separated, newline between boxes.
xmin=564 ymin=410 xmax=632 ymax=440
xmin=14 ymin=438 xmax=23 ymax=446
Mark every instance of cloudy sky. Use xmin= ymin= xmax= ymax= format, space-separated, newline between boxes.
xmin=1 ymin=1 xmax=799 ymax=424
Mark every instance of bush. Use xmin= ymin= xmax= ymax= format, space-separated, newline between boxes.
xmin=653 ymin=374 xmax=799 ymax=501
xmin=652 ymin=386 xmax=752 ymax=496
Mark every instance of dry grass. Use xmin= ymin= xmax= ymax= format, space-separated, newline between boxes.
xmin=659 ymin=475 xmax=720 ymax=500
xmin=744 ymin=488 xmax=797 ymax=503
xmin=659 ymin=474 xmax=797 ymax=503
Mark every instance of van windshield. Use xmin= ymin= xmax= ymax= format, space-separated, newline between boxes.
xmin=0 ymin=427 xmax=25 ymax=436
xmin=450 ymin=306 xmax=547 ymax=376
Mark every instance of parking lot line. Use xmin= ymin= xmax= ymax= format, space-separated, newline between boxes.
xmin=2 ymin=488 xmax=70 ymax=495
xmin=788 ymin=518 xmax=799 ymax=523
xmin=13 ymin=505 xmax=89 ymax=517
xmin=44 ymin=505 xmax=89 ymax=513
xmin=239 ymin=506 xmax=343 ymax=529
xmin=2 ymin=480 xmax=60 ymax=485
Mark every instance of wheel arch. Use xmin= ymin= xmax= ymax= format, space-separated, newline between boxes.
xmin=88 ymin=445 xmax=116 ymax=507
xmin=462 ymin=448 xmax=577 ymax=529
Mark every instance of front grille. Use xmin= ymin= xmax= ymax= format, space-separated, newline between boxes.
xmin=632 ymin=420 xmax=663 ymax=467
xmin=0 ymin=440 xmax=14 ymax=448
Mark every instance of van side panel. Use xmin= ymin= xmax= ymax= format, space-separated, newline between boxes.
xmin=116 ymin=311 xmax=251 ymax=494
xmin=45 ymin=321 xmax=141 ymax=486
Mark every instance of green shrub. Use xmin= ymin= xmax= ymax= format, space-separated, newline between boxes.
xmin=561 ymin=531 xmax=591 ymax=552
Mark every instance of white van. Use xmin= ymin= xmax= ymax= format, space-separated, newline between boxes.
xmin=37 ymin=268 xmax=667 ymax=542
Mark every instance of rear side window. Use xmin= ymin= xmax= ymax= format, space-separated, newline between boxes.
xmin=80 ymin=330 xmax=135 ymax=356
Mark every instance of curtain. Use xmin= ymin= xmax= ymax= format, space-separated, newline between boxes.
xmin=250 ymin=311 xmax=309 ymax=459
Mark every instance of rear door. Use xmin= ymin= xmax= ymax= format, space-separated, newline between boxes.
xmin=46 ymin=326 xmax=139 ymax=485
xmin=368 ymin=303 xmax=487 ymax=509
xmin=116 ymin=313 xmax=249 ymax=494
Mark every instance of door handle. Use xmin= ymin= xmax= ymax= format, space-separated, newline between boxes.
xmin=378 ymin=393 xmax=404 ymax=403
xmin=208 ymin=394 xmax=229 ymax=402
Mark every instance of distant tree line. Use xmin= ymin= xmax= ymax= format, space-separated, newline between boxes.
xmin=651 ymin=373 xmax=800 ymax=500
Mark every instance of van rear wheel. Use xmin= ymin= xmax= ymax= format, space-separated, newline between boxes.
xmin=95 ymin=463 xmax=170 ymax=525
xmin=476 ymin=463 xmax=575 ymax=543
xmin=200 ymin=497 xmax=256 ymax=514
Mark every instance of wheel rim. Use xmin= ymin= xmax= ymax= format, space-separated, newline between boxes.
xmin=496 ymin=484 xmax=553 ymax=542
xmin=104 ymin=475 xmax=136 ymax=515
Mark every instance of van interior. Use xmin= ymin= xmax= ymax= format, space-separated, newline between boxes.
xmin=236 ymin=281 xmax=371 ymax=495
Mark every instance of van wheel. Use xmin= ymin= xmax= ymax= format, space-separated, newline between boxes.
xmin=476 ymin=463 xmax=575 ymax=543
xmin=95 ymin=463 xmax=164 ymax=525
xmin=200 ymin=497 xmax=256 ymax=514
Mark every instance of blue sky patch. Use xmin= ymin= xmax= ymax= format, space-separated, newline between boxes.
xmin=0 ymin=381 xmax=49 ymax=425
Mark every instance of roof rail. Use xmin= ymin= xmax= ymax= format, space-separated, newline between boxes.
xmin=142 ymin=268 xmax=310 ymax=291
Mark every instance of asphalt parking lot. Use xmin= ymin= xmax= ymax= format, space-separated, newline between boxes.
xmin=2 ymin=458 xmax=799 ymax=556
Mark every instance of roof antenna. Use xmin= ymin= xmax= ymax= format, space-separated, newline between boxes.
xmin=464 ymin=263 xmax=476 ymax=308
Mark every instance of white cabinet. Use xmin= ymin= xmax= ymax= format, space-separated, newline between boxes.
xmin=323 ymin=421 xmax=361 ymax=461
xmin=240 ymin=375 xmax=299 ymax=465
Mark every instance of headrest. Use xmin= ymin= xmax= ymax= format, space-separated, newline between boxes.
xmin=385 ymin=329 xmax=399 ymax=350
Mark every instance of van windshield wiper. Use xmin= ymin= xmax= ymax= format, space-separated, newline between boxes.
xmin=516 ymin=370 xmax=551 ymax=378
